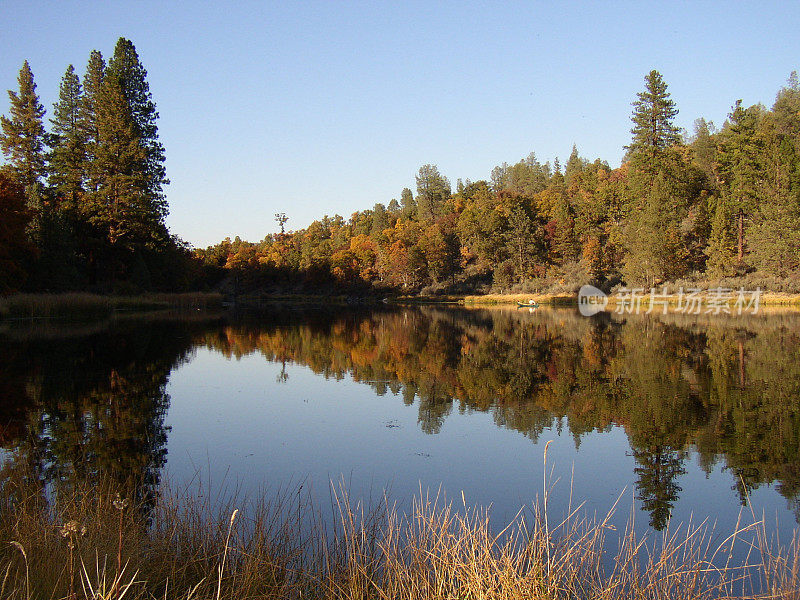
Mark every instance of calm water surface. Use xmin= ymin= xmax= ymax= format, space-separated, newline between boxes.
xmin=2 ymin=305 xmax=799 ymax=542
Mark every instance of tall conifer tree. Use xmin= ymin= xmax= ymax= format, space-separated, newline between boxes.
xmin=49 ymin=65 xmax=85 ymax=212
xmin=106 ymin=38 xmax=168 ymax=221
xmin=716 ymin=101 xmax=764 ymax=264
xmin=81 ymin=50 xmax=106 ymax=195
xmin=0 ymin=61 xmax=48 ymax=208
xmin=626 ymin=70 xmax=681 ymax=181
xmin=622 ymin=70 xmax=694 ymax=284
xmin=89 ymin=38 xmax=168 ymax=252
xmin=90 ymin=75 xmax=148 ymax=247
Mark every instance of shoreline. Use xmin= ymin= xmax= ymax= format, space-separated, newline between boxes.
xmin=4 ymin=288 xmax=800 ymax=322
xmin=0 ymin=291 xmax=224 ymax=321
xmin=461 ymin=291 xmax=800 ymax=307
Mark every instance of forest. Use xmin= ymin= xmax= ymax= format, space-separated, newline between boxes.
xmin=2 ymin=37 xmax=800 ymax=295
xmin=196 ymin=70 xmax=800 ymax=296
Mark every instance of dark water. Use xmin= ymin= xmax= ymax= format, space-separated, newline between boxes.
xmin=1 ymin=305 xmax=799 ymax=542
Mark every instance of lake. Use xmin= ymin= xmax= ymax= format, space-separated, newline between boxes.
xmin=1 ymin=305 xmax=798 ymax=545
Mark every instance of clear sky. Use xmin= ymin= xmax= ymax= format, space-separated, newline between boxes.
xmin=1 ymin=1 xmax=799 ymax=247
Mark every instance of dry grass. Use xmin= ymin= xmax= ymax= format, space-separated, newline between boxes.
xmin=0 ymin=292 xmax=223 ymax=321
xmin=462 ymin=293 xmax=576 ymax=306
xmin=0 ymin=470 xmax=797 ymax=599
xmin=460 ymin=291 xmax=800 ymax=308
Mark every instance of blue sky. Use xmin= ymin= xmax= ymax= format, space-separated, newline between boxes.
xmin=1 ymin=1 xmax=798 ymax=247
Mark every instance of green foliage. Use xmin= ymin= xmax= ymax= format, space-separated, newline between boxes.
xmin=0 ymin=61 xmax=47 ymax=191
xmin=81 ymin=50 xmax=106 ymax=194
xmin=622 ymin=175 xmax=687 ymax=285
xmin=705 ymin=199 xmax=737 ymax=276
xmin=0 ymin=40 xmax=204 ymax=293
xmin=48 ymin=65 xmax=86 ymax=210
xmin=626 ymin=70 xmax=681 ymax=181
xmin=415 ymin=164 xmax=450 ymax=222
xmin=88 ymin=38 xmax=168 ymax=252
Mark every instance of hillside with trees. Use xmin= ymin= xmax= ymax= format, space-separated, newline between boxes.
xmin=2 ymin=52 xmax=800 ymax=296
xmin=196 ymin=69 xmax=800 ymax=296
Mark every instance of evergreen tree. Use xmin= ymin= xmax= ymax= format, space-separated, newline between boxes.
xmin=705 ymin=200 xmax=737 ymax=276
xmin=90 ymin=74 xmax=149 ymax=248
xmin=415 ymin=164 xmax=450 ymax=222
xmin=564 ymin=144 xmax=587 ymax=187
xmin=625 ymin=70 xmax=681 ymax=181
xmin=716 ymin=101 xmax=765 ymax=264
xmin=504 ymin=203 xmax=539 ymax=281
xmin=106 ymin=38 xmax=168 ymax=211
xmin=746 ymin=107 xmax=800 ymax=276
xmin=0 ymin=61 xmax=48 ymax=210
xmin=690 ymin=118 xmax=719 ymax=190
xmin=49 ymin=65 xmax=85 ymax=212
xmin=622 ymin=175 xmax=687 ymax=286
xmin=490 ymin=162 xmax=510 ymax=192
xmin=81 ymin=50 xmax=106 ymax=194
xmin=622 ymin=71 xmax=697 ymax=283
xmin=400 ymin=187 xmax=416 ymax=219
xmin=89 ymin=38 xmax=168 ymax=253
xmin=772 ymin=71 xmax=800 ymax=141
xmin=370 ymin=202 xmax=389 ymax=237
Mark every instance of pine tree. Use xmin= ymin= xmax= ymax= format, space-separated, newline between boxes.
xmin=505 ymin=203 xmax=539 ymax=281
xmin=564 ymin=144 xmax=587 ymax=187
xmin=106 ymin=38 xmax=168 ymax=218
xmin=89 ymin=75 xmax=148 ymax=247
xmin=745 ymin=106 xmax=800 ymax=276
xmin=622 ymin=71 xmax=694 ymax=284
xmin=81 ymin=50 xmax=106 ymax=194
xmin=49 ymin=65 xmax=85 ymax=212
xmin=716 ymin=101 xmax=765 ymax=263
xmin=0 ymin=61 xmax=48 ymax=204
xmin=622 ymin=175 xmax=687 ymax=286
xmin=415 ymin=164 xmax=450 ymax=222
xmin=625 ymin=70 xmax=681 ymax=181
xmin=400 ymin=187 xmax=416 ymax=219
xmin=89 ymin=38 xmax=168 ymax=252
xmin=704 ymin=199 xmax=737 ymax=276
xmin=690 ymin=118 xmax=719 ymax=189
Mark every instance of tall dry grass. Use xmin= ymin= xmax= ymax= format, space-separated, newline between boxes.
xmin=462 ymin=293 xmax=576 ymax=306
xmin=0 ymin=468 xmax=797 ymax=599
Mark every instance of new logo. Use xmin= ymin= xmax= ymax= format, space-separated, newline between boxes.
xmin=578 ymin=285 xmax=609 ymax=316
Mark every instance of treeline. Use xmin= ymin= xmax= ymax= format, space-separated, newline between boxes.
xmin=4 ymin=59 xmax=799 ymax=296
xmin=0 ymin=38 xmax=202 ymax=294
xmin=197 ymin=70 xmax=800 ymax=294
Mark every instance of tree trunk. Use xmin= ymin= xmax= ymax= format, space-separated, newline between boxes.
xmin=737 ymin=209 xmax=744 ymax=262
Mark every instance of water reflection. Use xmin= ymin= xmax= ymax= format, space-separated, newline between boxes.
xmin=1 ymin=307 xmax=800 ymax=531
xmin=0 ymin=316 xmax=214 ymax=509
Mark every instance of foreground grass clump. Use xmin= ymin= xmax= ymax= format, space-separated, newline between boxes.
xmin=0 ymin=292 xmax=223 ymax=320
xmin=0 ymin=473 xmax=798 ymax=599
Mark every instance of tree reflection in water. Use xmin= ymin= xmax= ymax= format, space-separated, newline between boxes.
xmin=2 ymin=306 xmax=800 ymax=531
